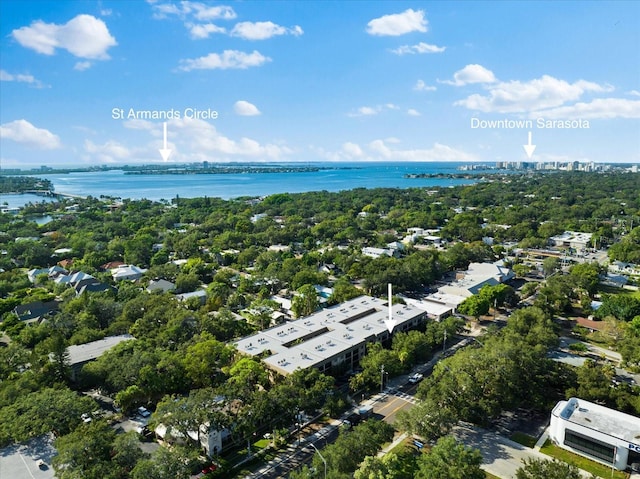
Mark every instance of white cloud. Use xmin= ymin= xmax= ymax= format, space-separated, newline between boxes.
xmin=178 ymin=50 xmax=271 ymax=71
xmin=74 ymin=61 xmax=92 ymax=71
xmin=413 ymin=79 xmax=436 ymax=92
xmin=117 ymin=117 xmax=290 ymax=161
xmin=628 ymin=90 xmax=640 ymax=97
xmin=186 ymin=23 xmax=226 ymax=39
xmin=150 ymin=2 xmax=237 ymax=40
xmin=190 ymin=4 xmax=236 ymax=21
xmin=123 ymin=119 xmax=155 ymax=131
xmin=366 ymin=8 xmax=427 ymax=36
xmin=11 ymin=14 xmax=117 ymax=60
xmin=0 ymin=69 xmax=46 ymax=87
xmin=171 ymin=117 xmax=290 ymax=159
xmin=533 ymin=98 xmax=640 ymax=119
xmin=407 ymin=109 xmax=421 ymax=116
xmin=441 ymin=64 xmax=497 ymax=86
xmin=348 ymin=104 xmax=398 ymax=117
xmin=391 ymin=42 xmax=445 ymax=55
xmin=234 ymin=100 xmax=261 ymax=116
xmin=349 ymin=106 xmax=379 ymax=117
xmin=0 ymin=119 xmax=61 ymax=149
xmin=231 ymin=21 xmax=303 ymax=40
xmin=368 ymin=139 xmax=476 ymax=161
xmin=84 ymin=139 xmax=132 ymax=162
xmin=456 ymin=75 xmax=612 ymax=113
xmin=150 ymin=2 xmax=236 ymax=21
xmin=342 ymin=142 xmax=364 ymax=158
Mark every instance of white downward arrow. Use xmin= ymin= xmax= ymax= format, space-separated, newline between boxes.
xmin=159 ymin=122 xmax=172 ymax=161
xmin=523 ymin=131 xmax=536 ymax=159
xmin=384 ymin=318 xmax=397 ymax=334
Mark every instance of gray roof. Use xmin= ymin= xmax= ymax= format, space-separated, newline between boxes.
xmin=235 ymin=295 xmax=426 ymax=375
xmin=147 ymin=279 xmax=176 ymax=293
xmin=66 ymin=334 xmax=134 ymax=366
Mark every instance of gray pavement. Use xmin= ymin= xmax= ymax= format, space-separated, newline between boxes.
xmin=452 ymin=424 xmax=594 ymax=479
xmin=0 ymin=434 xmax=56 ymax=479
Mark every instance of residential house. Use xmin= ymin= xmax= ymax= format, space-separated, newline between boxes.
xmin=175 ymin=289 xmax=207 ymax=304
xmin=66 ymin=334 xmax=134 ymax=379
xmin=147 ymin=279 xmax=176 ymax=293
xmin=111 ymin=264 xmax=147 ymax=281
xmin=27 ymin=265 xmax=67 ymax=283
xmin=362 ymin=247 xmax=395 ymax=259
xmin=101 ymin=261 xmax=126 ymax=271
xmin=13 ymin=300 xmax=60 ymax=324
xmin=74 ymin=279 xmax=116 ymax=296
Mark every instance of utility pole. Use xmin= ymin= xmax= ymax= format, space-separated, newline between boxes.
xmin=443 ymin=329 xmax=447 ymax=353
xmin=380 ymin=365 xmax=385 ymax=393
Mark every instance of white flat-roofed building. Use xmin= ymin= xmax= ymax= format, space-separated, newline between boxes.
xmin=401 ymin=296 xmax=452 ymax=320
xmin=550 ymin=231 xmax=593 ymax=250
xmin=234 ymin=296 xmax=427 ymax=376
xmin=424 ymin=292 xmax=467 ymax=309
xmin=550 ymin=397 xmax=640 ymax=471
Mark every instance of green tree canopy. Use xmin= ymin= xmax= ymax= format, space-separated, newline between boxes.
xmin=416 ymin=435 xmax=484 ymax=479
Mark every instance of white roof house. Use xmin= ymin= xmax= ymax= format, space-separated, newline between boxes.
xmin=362 ymin=247 xmax=395 ymax=259
xmin=111 ymin=265 xmax=147 ymax=281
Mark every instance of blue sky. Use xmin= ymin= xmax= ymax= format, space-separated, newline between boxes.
xmin=1 ymin=0 xmax=639 ymax=168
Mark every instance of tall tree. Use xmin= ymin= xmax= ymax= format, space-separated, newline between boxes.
xmin=416 ymin=435 xmax=484 ymax=479
xmin=292 ymin=284 xmax=319 ymax=318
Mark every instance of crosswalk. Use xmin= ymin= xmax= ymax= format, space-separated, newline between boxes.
xmin=385 ymin=388 xmax=419 ymax=405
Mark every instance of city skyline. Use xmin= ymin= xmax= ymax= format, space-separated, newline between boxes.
xmin=1 ymin=0 xmax=639 ymax=168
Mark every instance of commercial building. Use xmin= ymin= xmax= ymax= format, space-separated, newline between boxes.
xmin=549 ymin=397 xmax=640 ymax=471
xmin=234 ymin=295 xmax=427 ymax=376
xmin=549 ymin=231 xmax=593 ymax=250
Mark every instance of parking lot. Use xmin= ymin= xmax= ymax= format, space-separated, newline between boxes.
xmin=0 ymin=434 xmax=56 ymax=479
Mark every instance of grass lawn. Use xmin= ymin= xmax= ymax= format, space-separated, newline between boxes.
xmin=597 ymin=284 xmax=640 ymax=299
xmin=509 ymin=432 xmax=537 ymax=448
xmin=484 ymin=472 xmax=502 ymax=479
xmin=540 ymin=440 xmax=627 ymax=479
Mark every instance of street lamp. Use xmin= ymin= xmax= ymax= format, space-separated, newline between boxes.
xmin=308 ymin=441 xmax=327 ymax=479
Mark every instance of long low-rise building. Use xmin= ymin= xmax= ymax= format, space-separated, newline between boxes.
xmin=550 ymin=397 xmax=640 ymax=471
xmin=234 ymin=295 xmax=427 ymax=376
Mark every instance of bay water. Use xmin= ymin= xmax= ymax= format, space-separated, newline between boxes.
xmin=2 ymin=162 xmax=492 ymax=205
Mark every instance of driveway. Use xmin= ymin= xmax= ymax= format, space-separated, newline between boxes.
xmin=451 ymin=424 xmax=593 ymax=479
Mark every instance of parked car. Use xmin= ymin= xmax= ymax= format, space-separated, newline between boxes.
xmin=201 ymin=464 xmax=217 ymax=474
xmin=137 ymin=406 xmax=151 ymax=418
